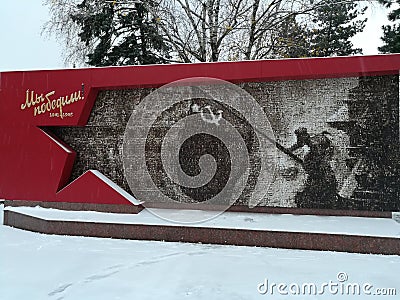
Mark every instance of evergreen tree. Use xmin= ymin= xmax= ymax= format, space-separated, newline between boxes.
xmin=71 ymin=0 xmax=170 ymax=66
xmin=275 ymin=0 xmax=366 ymax=58
xmin=379 ymin=0 xmax=400 ymax=53
xmin=308 ymin=0 xmax=367 ymax=57
xmin=273 ymin=16 xmax=312 ymax=58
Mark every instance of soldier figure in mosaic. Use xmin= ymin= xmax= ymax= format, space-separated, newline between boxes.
xmin=287 ymin=127 xmax=338 ymax=209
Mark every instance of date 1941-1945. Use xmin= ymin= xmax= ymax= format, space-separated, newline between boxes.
xmin=50 ymin=112 xmax=74 ymax=118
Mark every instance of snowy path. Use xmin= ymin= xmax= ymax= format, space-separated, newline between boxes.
xmin=1 ymin=205 xmax=399 ymax=299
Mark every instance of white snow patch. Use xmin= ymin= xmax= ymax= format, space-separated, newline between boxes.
xmin=4 ymin=205 xmax=400 ymax=238
xmin=42 ymin=130 xmax=73 ymax=153
xmin=393 ymin=212 xmax=400 ymax=224
xmin=90 ymin=170 xmax=142 ymax=205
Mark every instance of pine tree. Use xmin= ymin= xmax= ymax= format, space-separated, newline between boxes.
xmin=272 ymin=1 xmax=366 ymax=58
xmin=273 ymin=16 xmax=311 ymax=58
xmin=308 ymin=0 xmax=367 ymax=57
xmin=379 ymin=0 xmax=400 ymax=53
xmin=71 ymin=0 xmax=170 ymax=66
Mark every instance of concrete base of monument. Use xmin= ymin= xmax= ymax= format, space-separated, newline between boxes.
xmin=3 ymin=205 xmax=400 ymax=255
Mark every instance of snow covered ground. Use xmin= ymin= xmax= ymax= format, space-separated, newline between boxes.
xmin=1 ymin=204 xmax=399 ymax=300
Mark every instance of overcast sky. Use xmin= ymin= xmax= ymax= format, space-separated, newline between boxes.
xmin=0 ymin=1 xmax=64 ymax=72
xmin=0 ymin=1 xmax=394 ymax=72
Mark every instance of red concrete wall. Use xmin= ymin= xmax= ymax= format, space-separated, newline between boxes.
xmin=1 ymin=55 xmax=399 ymax=205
